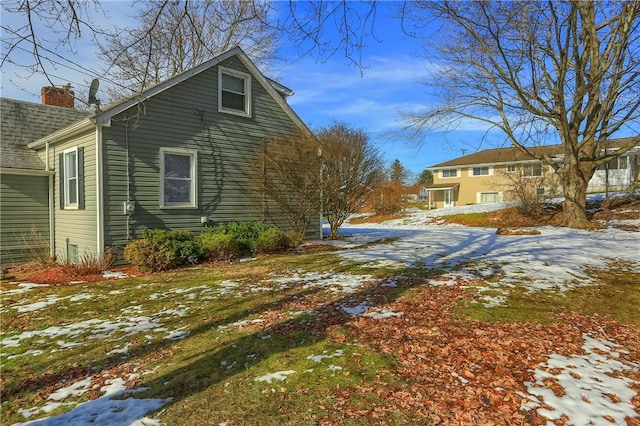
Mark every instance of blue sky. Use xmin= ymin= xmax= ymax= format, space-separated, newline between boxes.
xmin=1 ymin=1 xmax=496 ymax=178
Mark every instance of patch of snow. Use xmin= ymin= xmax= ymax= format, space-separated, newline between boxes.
xmin=164 ymin=329 xmax=190 ymax=340
xmin=341 ymin=303 xmax=369 ymax=316
xmin=2 ymin=283 xmax=49 ymax=295
xmin=254 ymin=370 xmax=297 ymax=384
xmin=362 ymin=308 xmax=404 ymax=319
xmin=15 ymin=295 xmax=63 ymax=313
xmin=13 ymin=374 xmax=170 ymax=426
xmin=307 ymin=349 xmax=345 ymax=363
xmin=102 ymin=271 xmax=129 ymax=279
xmin=522 ymin=333 xmax=640 ymax=425
xmin=451 ymin=372 xmax=469 ymax=385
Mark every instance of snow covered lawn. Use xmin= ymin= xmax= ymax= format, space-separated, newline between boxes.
xmin=1 ymin=200 xmax=639 ymax=425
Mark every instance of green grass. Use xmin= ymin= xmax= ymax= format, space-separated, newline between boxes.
xmin=441 ymin=211 xmax=492 ymax=225
xmin=0 ymin=252 xmax=423 ymax=425
xmin=456 ymin=260 xmax=640 ymax=326
xmin=2 ymin=247 xmax=638 ymax=425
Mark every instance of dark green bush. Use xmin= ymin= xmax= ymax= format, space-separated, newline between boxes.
xmin=199 ymin=233 xmax=240 ymax=260
xmin=124 ymin=239 xmax=176 ymax=272
xmin=201 ymin=222 xmax=292 ymax=259
xmin=124 ymin=229 xmax=204 ymax=271
xmin=255 ymin=227 xmax=292 ymax=254
xmin=125 ymin=224 xmax=293 ymax=270
xmin=141 ymin=229 xmax=204 ymax=265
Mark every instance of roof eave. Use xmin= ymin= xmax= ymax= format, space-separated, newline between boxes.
xmin=27 ymin=118 xmax=94 ymax=149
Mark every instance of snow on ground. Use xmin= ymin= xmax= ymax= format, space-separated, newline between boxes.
xmin=14 ymin=372 xmax=171 ymax=426
xmin=5 ymin=198 xmax=640 ymax=425
xmin=337 ymin=201 xmax=640 ymax=295
xmin=521 ymin=333 xmax=640 ymax=425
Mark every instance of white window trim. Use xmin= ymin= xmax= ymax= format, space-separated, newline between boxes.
xmin=63 ymin=147 xmax=79 ymax=209
xmin=160 ymin=148 xmax=198 ymax=209
xmin=441 ymin=168 xmax=458 ymax=179
xmin=470 ymin=166 xmax=493 ymax=177
xmin=506 ymin=164 xmax=517 ymax=173
xmin=218 ymin=66 xmax=252 ymax=117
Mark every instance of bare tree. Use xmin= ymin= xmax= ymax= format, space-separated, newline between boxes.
xmin=497 ymin=165 xmax=561 ymax=219
xmin=1 ymin=0 xmax=106 ymax=85
xmin=253 ymin=132 xmax=321 ymax=242
xmin=2 ymin=0 xmax=278 ymax=99
xmin=404 ymin=1 xmax=640 ymax=228
xmin=318 ymin=122 xmax=385 ymax=239
xmin=98 ymin=0 xmax=279 ymax=99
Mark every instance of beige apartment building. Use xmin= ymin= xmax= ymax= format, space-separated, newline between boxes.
xmin=421 ymin=139 xmax=640 ymax=209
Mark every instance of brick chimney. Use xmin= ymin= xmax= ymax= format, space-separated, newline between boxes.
xmin=41 ymin=84 xmax=75 ymax=108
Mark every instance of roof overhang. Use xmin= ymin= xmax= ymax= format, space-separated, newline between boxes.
xmin=0 ymin=167 xmax=54 ymax=176
xmin=420 ymin=183 xmax=460 ymax=192
xmin=28 ymin=118 xmax=94 ymax=150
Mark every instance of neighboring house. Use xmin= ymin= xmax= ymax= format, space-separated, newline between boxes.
xmin=0 ymin=47 xmax=319 ymax=266
xmin=421 ymin=139 xmax=640 ymax=208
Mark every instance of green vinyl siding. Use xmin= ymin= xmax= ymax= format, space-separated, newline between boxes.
xmin=0 ymin=174 xmax=50 ymax=265
xmin=49 ymin=130 xmax=98 ymax=261
xmin=102 ymin=58 xmax=319 ymax=248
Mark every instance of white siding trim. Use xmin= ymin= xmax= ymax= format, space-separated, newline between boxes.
xmin=49 ymin=173 xmax=55 ymax=258
xmin=95 ymin=126 xmax=104 ymax=257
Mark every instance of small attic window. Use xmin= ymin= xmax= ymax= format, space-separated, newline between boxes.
xmin=218 ymin=67 xmax=251 ymax=117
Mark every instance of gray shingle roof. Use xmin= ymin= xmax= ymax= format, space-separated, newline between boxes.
xmin=1 ymin=98 xmax=90 ymax=170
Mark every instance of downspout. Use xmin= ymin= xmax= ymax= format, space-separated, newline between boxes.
xmin=46 ymin=142 xmax=55 ymax=259
xmin=96 ymin=126 xmax=104 ymax=257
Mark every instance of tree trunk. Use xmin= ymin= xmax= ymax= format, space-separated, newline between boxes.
xmin=560 ymin=164 xmax=595 ymax=229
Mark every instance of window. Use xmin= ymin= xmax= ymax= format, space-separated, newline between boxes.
xmin=59 ymin=147 xmax=84 ymax=210
xmin=160 ymin=148 xmax=197 ymax=208
xmin=472 ymin=166 xmax=490 ymax=176
xmin=507 ymin=164 xmax=517 ymax=173
xmin=523 ymin=162 xmax=543 ymax=177
xmin=67 ymin=244 xmax=78 ymax=263
xmin=65 ymin=150 xmax=78 ymax=205
xmin=480 ymin=192 xmax=500 ymax=204
xmin=600 ymin=156 xmax=628 ymax=170
xmin=218 ymin=67 xmax=251 ymax=116
xmin=442 ymin=169 xmax=457 ymax=178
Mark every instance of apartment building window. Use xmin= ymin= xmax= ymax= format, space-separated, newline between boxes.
xmin=442 ymin=169 xmax=457 ymax=178
xmin=507 ymin=164 xmax=517 ymax=173
xmin=523 ymin=162 xmax=543 ymax=177
xmin=472 ymin=166 xmax=490 ymax=176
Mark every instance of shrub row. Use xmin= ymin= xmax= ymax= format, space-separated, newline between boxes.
xmin=124 ymin=223 xmax=293 ymax=272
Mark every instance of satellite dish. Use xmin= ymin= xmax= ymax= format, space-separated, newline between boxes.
xmin=88 ymin=79 xmax=101 ymax=110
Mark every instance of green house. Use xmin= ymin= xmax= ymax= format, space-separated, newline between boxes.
xmin=0 ymin=47 xmax=319 ymax=266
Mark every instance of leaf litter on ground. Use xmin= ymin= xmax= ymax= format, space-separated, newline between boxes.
xmin=1 ymin=195 xmax=639 ymax=425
